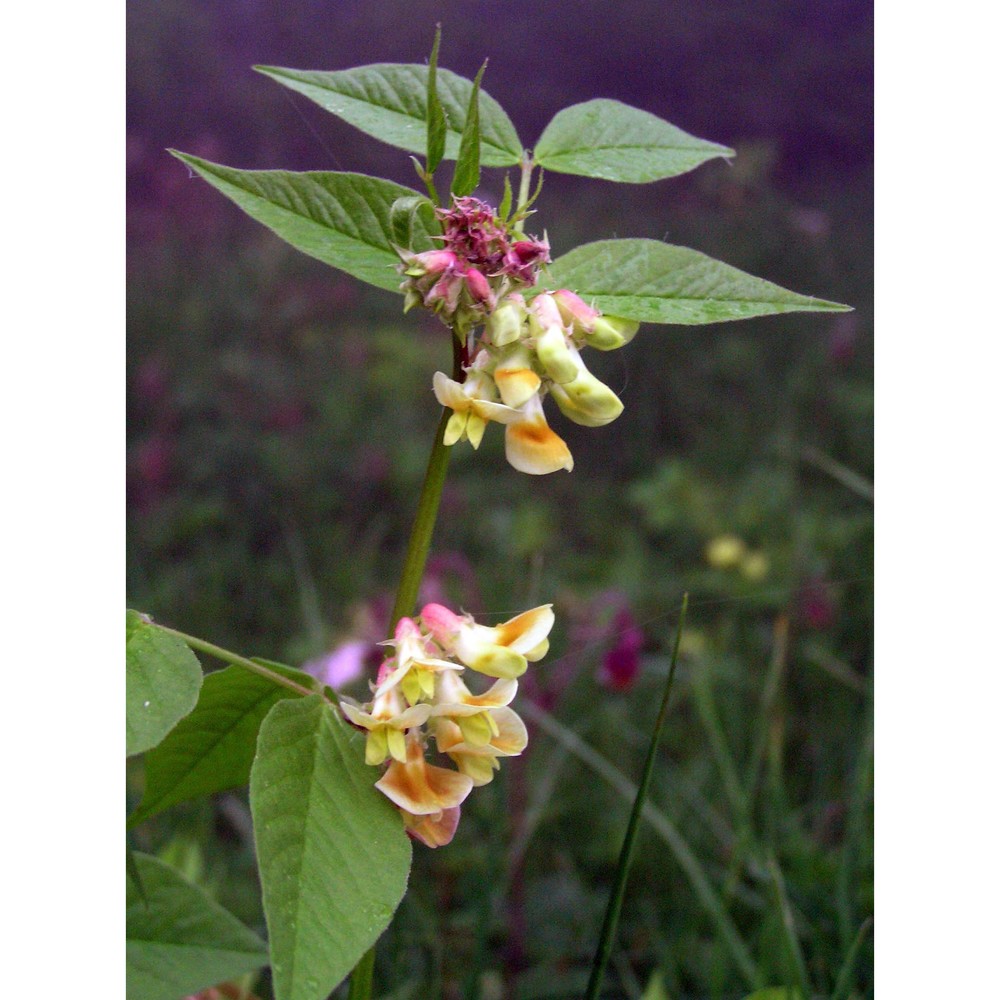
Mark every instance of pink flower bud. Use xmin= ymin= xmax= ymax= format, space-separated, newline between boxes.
xmin=503 ymin=238 xmax=551 ymax=284
xmin=530 ymin=292 xmax=565 ymax=333
xmin=553 ymin=289 xmax=599 ymax=334
xmin=420 ymin=603 xmax=464 ymax=645
xmin=463 ymin=267 xmax=496 ymax=309
xmin=416 ymin=249 xmax=459 ymax=276
xmin=425 ymin=270 xmax=464 ymax=313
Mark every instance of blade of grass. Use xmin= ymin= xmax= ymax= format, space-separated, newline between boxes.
xmin=578 ymin=599 xmax=762 ymax=996
xmin=583 ymin=595 xmax=689 ymax=1000
xmin=691 ymin=666 xmax=749 ymax=826
xmin=519 ymin=697 xmax=760 ymax=990
xmin=745 ymin=616 xmax=790 ymax=823
xmin=836 ymin=688 xmax=873 ymax=952
xmin=766 ymin=855 xmax=812 ymax=1000
xmin=830 ymin=916 xmax=873 ymax=1000
xmin=799 ymin=444 xmax=874 ymax=503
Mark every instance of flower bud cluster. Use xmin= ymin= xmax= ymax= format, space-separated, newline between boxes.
xmin=398 ymin=196 xmax=550 ymax=332
xmin=434 ymin=288 xmax=639 ymax=474
xmin=340 ymin=601 xmax=554 ymax=848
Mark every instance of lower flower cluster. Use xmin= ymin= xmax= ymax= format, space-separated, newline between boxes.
xmin=340 ymin=602 xmax=554 ymax=847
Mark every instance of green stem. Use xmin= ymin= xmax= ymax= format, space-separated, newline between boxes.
xmin=423 ymin=169 xmax=441 ymax=208
xmin=387 ymin=333 xmax=463 ymax=629
xmin=387 ymin=404 xmax=454 ymax=629
xmin=584 ymin=594 xmax=689 ymax=1000
xmin=349 ymin=331 xmax=462 ymax=1000
xmin=153 ymin=625 xmax=319 ymax=700
xmin=516 ymin=155 xmax=533 ymax=216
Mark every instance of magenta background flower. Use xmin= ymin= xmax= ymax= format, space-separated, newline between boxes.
xmin=304 ymin=639 xmax=377 ymax=689
xmin=598 ymin=608 xmax=645 ymax=691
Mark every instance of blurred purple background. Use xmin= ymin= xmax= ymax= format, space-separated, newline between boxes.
xmin=128 ymin=0 xmax=871 ymax=239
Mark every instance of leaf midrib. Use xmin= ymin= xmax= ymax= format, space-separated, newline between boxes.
xmin=558 ymin=290 xmax=839 ymax=306
xmin=131 ymin=680 xmax=283 ymax=824
xmin=540 ymin=141 xmax=731 ymax=156
xmin=184 ymin=157 xmax=409 ymax=259
xmin=127 ymin=936 xmax=266 ymax=958
xmin=262 ymin=66 xmax=517 ymax=160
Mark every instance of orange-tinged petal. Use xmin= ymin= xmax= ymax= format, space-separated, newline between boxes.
xmin=505 ymin=412 xmax=574 ymax=475
xmin=375 ymin=739 xmax=473 ymax=815
xmin=435 ymin=707 xmax=527 ymax=758
xmin=494 ymin=365 xmax=542 ymax=408
xmin=402 ymin=805 xmax=462 ymax=848
xmin=494 ymin=604 xmax=555 ymax=655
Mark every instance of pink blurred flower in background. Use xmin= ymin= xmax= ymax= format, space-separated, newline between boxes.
xmin=598 ymin=607 xmax=645 ymax=692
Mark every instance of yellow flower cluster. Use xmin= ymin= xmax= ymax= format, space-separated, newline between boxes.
xmin=340 ymin=602 xmax=554 ymax=847
xmin=435 ymin=289 xmax=638 ymax=474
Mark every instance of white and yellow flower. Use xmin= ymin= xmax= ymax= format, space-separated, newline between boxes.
xmin=421 ymin=602 xmax=554 ymax=679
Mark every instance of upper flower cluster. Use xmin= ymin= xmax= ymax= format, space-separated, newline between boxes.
xmin=340 ymin=601 xmax=553 ymax=848
xmin=398 ymin=196 xmax=640 ymax=475
xmin=399 ymin=196 xmax=550 ymax=331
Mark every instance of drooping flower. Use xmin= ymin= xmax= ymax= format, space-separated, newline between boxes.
xmin=375 ymin=731 xmax=474 ymax=816
xmin=421 ymin=602 xmax=554 ymax=678
xmin=429 ymin=669 xmax=518 ymax=748
xmin=374 ymin=616 xmax=457 ymax=705
xmin=501 ymin=393 xmax=575 ymax=475
xmin=340 ymin=682 xmax=432 ymax=765
xmin=346 ymin=600 xmax=554 ymax=847
xmin=432 ymin=369 xmax=521 ymax=450
xmin=433 ymin=706 xmax=528 ymax=786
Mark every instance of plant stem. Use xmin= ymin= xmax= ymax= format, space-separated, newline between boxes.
xmin=387 ymin=332 xmax=463 ymax=629
xmin=584 ymin=594 xmax=689 ymax=1000
xmin=516 ymin=155 xmax=533 ymax=216
xmin=349 ymin=330 xmax=462 ymax=1000
xmin=154 ymin=625 xmax=319 ymax=699
xmin=387 ymin=404 xmax=454 ymax=629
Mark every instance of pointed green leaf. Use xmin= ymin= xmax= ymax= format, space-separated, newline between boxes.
xmin=535 ymin=99 xmax=733 ymax=183
xmin=128 ymin=663 xmax=314 ymax=827
xmin=452 ymin=61 xmax=486 ymax=197
xmin=251 ymin=696 xmax=411 ymax=1000
xmin=543 ymin=239 xmax=851 ymax=324
xmin=171 ymin=153 xmax=437 ymax=292
xmin=127 ymin=609 xmax=202 ymax=757
xmin=425 ymin=28 xmax=446 ymax=173
xmin=255 ymin=64 xmax=522 ymax=167
xmin=498 ymin=173 xmax=513 ymax=222
xmin=127 ymin=853 xmax=268 ymax=1000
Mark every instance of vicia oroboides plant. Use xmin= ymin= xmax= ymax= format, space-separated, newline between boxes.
xmin=126 ymin=28 xmax=850 ymax=1000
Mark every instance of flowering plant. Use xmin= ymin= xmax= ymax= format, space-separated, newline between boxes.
xmin=126 ymin=30 xmax=849 ymax=1000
